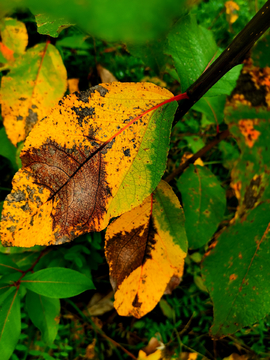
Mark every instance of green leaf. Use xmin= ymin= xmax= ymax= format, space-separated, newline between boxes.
xmin=166 ymin=15 xmax=242 ymax=95
xmin=35 ymin=14 xmax=74 ymax=38
xmin=202 ymin=202 xmax=270 ymax=337
xmin=0 ymin=128 xmax=18 ymax=170
xmin=177 ymin=165 xmax=226 ymax=249
xmin=56 ymin=35 xmax=91 ymax=50
xmin=192 ymin=95 xmax=226 ymax=125
xmin=183 ymin=135 xmax=205 ymax=153
xmin=26 ymin=290 xmax=60 ymax=344
xmin=0 ymin=288 xmax=21 ymax=360
xmin=127 ymin=38 xmax=168 ymax=74
xmin=159 ymin=298 xmax=175 ymax=319
xmin=0 ymin=253 xmax=20 ymax=275
xmin=166 ymin=14 xmax=217 ymax=92
xmin=207 ymin=63 xmax=242 ymax=97
xmin=21 ymin=267 xmax=95 ymax=298
xmin=252 ymin=32 xmax=270 ymax=68
xmin=225 ymin=106 xmax=270 ymax=215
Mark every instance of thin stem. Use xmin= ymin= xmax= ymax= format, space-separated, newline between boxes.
xmin=165 ymin=129 xmax=230 ymax=182
xmin=174 ymin=0 xmax=270 ymax=124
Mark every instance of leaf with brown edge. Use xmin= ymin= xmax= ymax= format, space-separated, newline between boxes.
xmin=1 ymin=41 xmax=67 ymax=145
xmin=105 ymin=180 xmax=187 ymax=318
xmin=0 ymin=82 xmax=177 ymax=247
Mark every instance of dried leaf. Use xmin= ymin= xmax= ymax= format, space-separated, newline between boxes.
xmin=84 ymin=292 xmax=114 ymax=316
xmin=96 ymin=64 xmax=117 ymax=83
xmin=105 ymin=180 xmax=187 ymax=318
xmin=142 ymin=337 xmax=161 ymax=356
xmin=1 ymin=42 xmax=67 ymax=145
xmin=0 ymin=83 xmax=177 ymax=247
xmin=85 ymin=338 xmax=96 ymax=359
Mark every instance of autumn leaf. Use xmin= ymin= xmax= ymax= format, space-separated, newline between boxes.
xmin=0 ymin=18 xmax=28 ymax=66
xmin=105 ymin=180 xmax=187 ymax=318
xmin=1 ymin=41 xmax=67 ymax=145
xmin=0 ymin=82 xmax=177 ymax=247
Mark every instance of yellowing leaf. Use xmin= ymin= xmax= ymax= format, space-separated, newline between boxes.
xmin=1 ymin=42 xmax=67 ymax=145
xmin=0 ymin=83 xmax=177 ymax=247
xmin=67 ymin=78 xmax=80 ymax=93
xmin=105 ymin=180 xmax=187 ymax=318
xmin=0 ymin=18 xmax=28 ymax=59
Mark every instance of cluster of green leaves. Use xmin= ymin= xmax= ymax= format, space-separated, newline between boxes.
xmin=0 ymin=0 xmax=270 ymax=359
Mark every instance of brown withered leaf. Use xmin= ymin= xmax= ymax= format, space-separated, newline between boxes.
xmin=96 ymin=64 xmax=117 ymax=83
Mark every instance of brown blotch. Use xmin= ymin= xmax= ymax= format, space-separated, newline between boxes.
xmin=25 ymin=109 xmax=38 ymax=136
xmin=74 ymin=85 xmax=109 ymax=103
xmin=229 ymin=274 xmax=238 ymax=281
xmin=21 ymin=138 xmax=110 ymax=244
xmin=238 ymin=252 xmax=243 ymax=259
xmin=106 ymin=216 xmax=157 ymax=291
xmin=132 ymin=294 xmax=142 ymax=308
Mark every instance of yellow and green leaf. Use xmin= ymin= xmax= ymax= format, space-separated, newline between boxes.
xmin=0 ymin=83 xmax=177 ymax=247
xmin=105 ymin=180 xmax=187 ymax=318
xmin=0 ymin=18 xmax=28 ymax=68
xmin=1 ymin=42 xmax=67 ymax=145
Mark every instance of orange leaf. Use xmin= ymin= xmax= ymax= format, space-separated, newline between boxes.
xmin=0 ymin=83 xmax=177 ymax=247
xmin=105 ymin=180 xmax=187 ymax=318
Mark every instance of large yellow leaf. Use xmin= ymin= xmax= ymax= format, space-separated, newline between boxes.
xmin=0 ymin=83 xmax=177 ymax=247
xmin=105 ymin=180 xmax=187 ymax=318
xmin=1 ymin=42 xmax=67 ymax=145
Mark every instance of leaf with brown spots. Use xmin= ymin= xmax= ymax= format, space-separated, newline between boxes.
xmin=0 ymin=18 xmax=28 ymax=68
xmin=224 ymin=106 xmax=270 ymax=217
xmin=105 ymin=181 xmax=187 ymax=318
xmin=0 ymin=83 xmax=177 ymax=247
xmin=1 ymin=41 xmax=67 ymax=145
xmin=202 ymin=201 xmax=270 ymax=337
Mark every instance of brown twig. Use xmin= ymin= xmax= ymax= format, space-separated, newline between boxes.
xmin=165 ymin=129 xmax=230 ymax=183
xmin=15 ymin=248 xmax=50 ymax=284
xmin=173 ymin=0 xmax=270 ymax=125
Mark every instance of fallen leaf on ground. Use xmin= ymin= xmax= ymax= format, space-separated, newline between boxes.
xmin=97 ymin=64 xmax=117 ymax=83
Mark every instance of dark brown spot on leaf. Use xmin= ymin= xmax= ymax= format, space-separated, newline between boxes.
xmin=21 ymin=138 xmax=110 ymax=243
xmin=25 ymin=109 xmax=38 ymax=136
xmin=106 ymin=216 xmax=157 ymax=291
